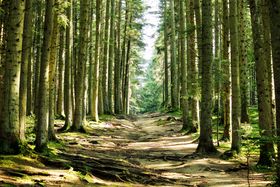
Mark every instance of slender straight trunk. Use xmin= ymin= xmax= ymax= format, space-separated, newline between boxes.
xmin=0 ymin=0 xmax=25 ymax=154
xmin=19 ymin=0 xmax=33 ymax=141
xmin=102 ymin=0 xmax=110 ymax=114
xmin=163 ymin=0 xmax=169 ymax=107
xmin=88 ymin=0 xmax=93 ymax=115
xmin=92 ymin=0 xmax=101 ymax=121
xmin=61 ymin=0 xmax=73 ymax=131
xmin=108 ymin=0 xmax=115 ymax=114
xmin=221 ymin=0 xmax=230 ymax=141
xmin=214 ymin=0 xmax=221 ymax=116
xmin=189 ymin=0 xmax=199 ymax=132
xmin=180 ymin=0 xmax=189 ymax=130
xmin=267 ymin=0 xmax=280 ymax=183
xmin=34 ymin=1 xmax=43 ymax=116
xmin=72 ymin=0 xmax=90 ymax=132
xmin=229 ymin=0 xmax=241 ymax=153
xmin=170 ymin=0 xmax=178 ymax=111
xmin=249 ymin=0 xmax=274 ymax=167
xmin=123 ymin=32 xmax=131 ymax=114
xmin=48 ymin=13 xmax=59 ymax=141
xmin=194 ymin=0 xmax=202 ymax=76
xmin=196 ymin=0 xmax=217 ymax=154
xmin=114 ymin=0 xmax=122 ymax=114
xmin=98 ymin=0 xmax=105 ymax=115
xmin=27 ymin=43 xmax=33 ymax=115
xmin=57 ymin=29 xmax=65 ymax=117
xmin=260 ymin=0 xmax=275 ymax=137
xmin=121 ymin=1 xmax=129 ymax=111
xmin=35 ymin=0 xmax=54 ymax=152
xmin=239 ymin=0 xmax=250 ymax=123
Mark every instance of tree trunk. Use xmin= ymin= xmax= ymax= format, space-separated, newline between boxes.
xmin=91 ymin=0 xmax=101 ymax=121
xmin=19 ymin=0 xmax=33 ymax=141
xmin=57 ymin=29 xmax=65 ymax=117
xmin=267 ymin=0 xmax=280 ymax=183
xmin=221 ymin=0 xmax=230 ymax=141
xmin=188 ymin=0 xmax=199 ymax=133
xmin=230 ymin=0 xmax=241 ymax=153
xmin=249 ymin=0 xmax=274 ymax=167
xmin=196 ymin=0 xmax=217 ymax=154
xmin=180 ymin=0 xmax=189 ymax=131
xmin=170 ymin=0 xmax=178 ymax=111
xmin=48 ymin=13 xmax=59 ymax=141
xmin=108 ymin=0 xmax=115 ymax=114
xmin=61 ymin=0 xmax=73 ymax=131
xmin=114 ymin=0 xmax=122 ymax=114
xmin=35 ymin=0 xmax=54 ymax=152
xmin=239 ymin=0 xmax=250 ymax=124
xmin=72 ymin=0 xmax=90 ymax=132
xmin=163 ymin=0 xmax=169 ymax=108
xmin=0 ymin=0 xmax=25 ymax=154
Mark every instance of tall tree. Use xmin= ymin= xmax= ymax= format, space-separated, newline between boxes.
xmin=196 ymin=0 xmax=217 ymax=153
xmin=267 ymin=0 xmax=280 ymax=183
xmin=221 ymin=0 xmax=230 ymax=141
xmin=170 ymin=0 xmax=178 ymax=110
xmin=108 ymin=0 xmax=115 ymax=114
xmin=72 ymin=0 xmax=90 ymax=132
xmin=188 ymin=0 xmax=199 ymax=133
xmin=180 ymin=0 xmax=189 ymax=131
xmin=48 ymin=12 xmax=59 ymax=141
xmin=35 ymin=0 xmax=54 ymax=151
xmin=239 ymin=0 xmax=250 ymax=123
xmin=114 ymin=0 xmax=122 ymax=114
xmin=61 ymin=0 xmax=73 ymax=131
xmin=0 ymin=0 xmax=25 ymax=154
xmin=91 ymin=0 xmax=101 ymax=121
xmin=163 ymin=0 xmax=169 ymax=107
xmin=19 ymin=0 xmax=33 ymax=141
xmin=249 ymin=0 xmax=275 ymax=167
xmin=229 ymin=0 xmax=241 ymax=153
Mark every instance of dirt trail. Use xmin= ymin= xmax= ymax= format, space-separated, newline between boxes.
xmin=0 ymin=114 xmax=272 ymax=186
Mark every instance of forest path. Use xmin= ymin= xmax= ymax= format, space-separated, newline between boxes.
xmin=0 ymin=114 xmax=272 ymax=186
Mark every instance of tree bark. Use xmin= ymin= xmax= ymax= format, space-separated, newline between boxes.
xmin=19 ymin=0 xmax=33 ymax=141
xmin=196 ymin=0 xmax=217 ymax=154
xmin=0 ymin=0 xmax=25 ymax=154
xmin=35 ymin=0 xmax=54 ymax=152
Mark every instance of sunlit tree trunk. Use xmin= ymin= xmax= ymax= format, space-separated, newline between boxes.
xmin=0 ymin=0 xmax=25 ymax=154
xmin=108 ymin=0 xmax=115 ymax=114
xmin=249 ymin=0 xmax=274 ymax=166
xmin=72 ymin=0 xmax=90 ymax=132
xmin=188 ymin=0 xmax=199 ymax=133
xmin=48 ymin=13 xmax=59 ymax=141
xmin=19 ymin=0 xmax=33 ymax=141
xmin=61 ymin=0 xmax=73 ymax=131
xmin=91 ymin=0 xmax=101 ymax=121
xmin=35 ymin=0 xmax=54 ymax=152
xmin=196 ymin=0 xmax=217 ymax=154
xmin=180 ymin=0 xmax=189 ymax=131
xmin=57 ymin=29 xmax=65 ymax=117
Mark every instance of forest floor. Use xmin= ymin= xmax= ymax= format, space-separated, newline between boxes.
xmin=0 ymin=113 xmax=274 ymax=186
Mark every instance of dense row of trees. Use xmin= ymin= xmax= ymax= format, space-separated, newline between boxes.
xmin=1 ymin=0 xmax=280 ymax=183
xmin=150 ymin=0 xmax=280 ymax=177
xmin=0 ymin=0 xmax=145 ymax=153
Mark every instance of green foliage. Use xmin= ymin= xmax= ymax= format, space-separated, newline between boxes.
xmin=133 ymin=57 xmax=163 ymax=113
